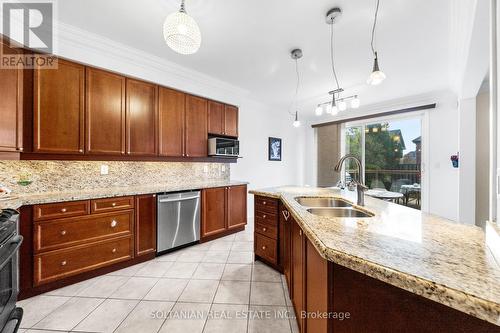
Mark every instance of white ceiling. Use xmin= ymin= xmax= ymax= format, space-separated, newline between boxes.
xmin=57 ymin=0 xmax=453 ymax=120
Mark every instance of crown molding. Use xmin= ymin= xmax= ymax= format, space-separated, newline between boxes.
xmin=53 ymin=22 xmax=250 ymax=101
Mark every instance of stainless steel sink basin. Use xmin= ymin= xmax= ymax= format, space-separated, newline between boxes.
xmin=307 ymin=207 xmax=374 ymax=218
xmin=295 ymin=197 xmax=352 ymax=208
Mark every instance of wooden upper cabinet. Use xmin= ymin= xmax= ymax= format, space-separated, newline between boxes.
xmin=0 ymin=39 xmax=24 ymax=152
xmin=34 ymin=59 xmax=85 ymax=154
xmin=126 ymin=79 xmax=157 ymax=156
xmin=85 ymin=68 xmax=126 ymax=155
xmin=158 ymin=87 xmax=185 ymax=157
xmin=207 ymin=101 xmax=224 ymax=136
xmin=227 ymin=185 xmax=247 ymax=230
xmin=201 ymin=187 xmax=226 ymax=239
xmin=185 ymin=95 xmax=208 ymax=157
xmin=224 ymin=105 xmax=238 ymax=137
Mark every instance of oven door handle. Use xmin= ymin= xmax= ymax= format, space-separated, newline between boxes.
xmin=0 ymin=235 xmax=23 ymax=270
xmin=158 ymin=195 xmax=200 ymax=203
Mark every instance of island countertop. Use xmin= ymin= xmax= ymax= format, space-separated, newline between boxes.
xmin=250 ymin=186 xmax=500 ymax=326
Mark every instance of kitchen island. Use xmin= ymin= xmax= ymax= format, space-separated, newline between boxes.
xmin=250 ymin=186 xmax=500 ymax=332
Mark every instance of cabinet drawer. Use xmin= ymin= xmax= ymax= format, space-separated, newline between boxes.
xmin=34 ymin=201 xmax=90 ymax=221
xmin=255 ymin=233 xmax=277 ymax=264
xmin=255 ymin=221 xmax=278 ymax=240
xmin=34 ymin=235 xmax=133 ymax=286
xmin=254 ymin=210 xmax=278 ymax=227
xmin=255 ymin=196 xmax=278 ymax=213
xmin=91 ymin=196 xmax=134 ymax=213
xmin=34 ymin=211 xmax=134 ymax=253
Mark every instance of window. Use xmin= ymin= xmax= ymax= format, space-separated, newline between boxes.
xmin=343 ymin=116 xmax=422 ymax=209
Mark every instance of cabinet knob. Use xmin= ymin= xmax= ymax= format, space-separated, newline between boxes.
xmin=261 ymin=245 xmax=267 ymax=250
xmin=61 ymin=208 xmax=67 ymax=213
xmin=112 ymin=248 xmax=117 ymax=253
xmin=60 ymin=230 xmax=67 ymax=236
xmin=153 ymin=194 xmax=156 ymax=198
xmin=110 ymin=220 xmax=118 ymax=228
xmin=78 ymin=149 xmax=83 ymax=153
xmin=262 ymin=214 xmax=266 ymax=219
xmin=61 ymin=260 xmax=67 ymax=266
xmin=186 ymin=154 xmax=189 ymax=157
xmin=299 ymin=230 xmax=303 ymax=236
xmin=262 ymin=227 xmax=267 ymax=232
xmin=262 ymin=201 xmax=267 ymax=205
xmin=16 ymin=147 xmax=23 ymax=151
xmin=111 ymin=202 xmax=117 ymax=207
xmin=127 ymin=151 xmax=131 ymax=155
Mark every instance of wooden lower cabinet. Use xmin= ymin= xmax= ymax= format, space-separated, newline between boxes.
xmin=291 ymin=218 xmax=306 ymax=332
xmin=201 ymin=185 xmax=247 ymax=241
xmin=135 ymin=194 xmax=157 ymax=256
xmin=34 ymin=235 xmax=133 ymax=286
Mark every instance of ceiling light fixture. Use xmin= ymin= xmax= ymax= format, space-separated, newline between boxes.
xmin=163 ymin=0 xmax=201 ymax=55
xmin=315 ymin=7 xmax=361 ymax=116
xmin=367 ymin=0 xmax=386 ymax=85
xmin=289 ymin=49 xmax=303 ymax=128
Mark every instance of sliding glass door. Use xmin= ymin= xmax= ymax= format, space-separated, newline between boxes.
xmin=344 ymin=116 xmax=423 ymax=209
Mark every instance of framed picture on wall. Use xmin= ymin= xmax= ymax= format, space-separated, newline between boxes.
xmin=268 ymin=137 xmax=282 ymax=161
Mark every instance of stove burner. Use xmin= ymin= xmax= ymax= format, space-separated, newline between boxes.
xmin=0 ymin=209 xmax=17 ymax=223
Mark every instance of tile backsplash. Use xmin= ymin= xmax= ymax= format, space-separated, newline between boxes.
xmin=0 ymin=161 xmax=230 ymax=194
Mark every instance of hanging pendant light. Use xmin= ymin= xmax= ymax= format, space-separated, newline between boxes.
xmin=367 ymin=0 xmax=385 ymax=85
xmin=293 ymin=111 xmax=301 ymax=127
xmin=351 ymin=95 xmax=360 ymax=108
xmin=331 ymin=94 xmax=339 ymax=115
xmin=163 ymin=0 xmax=201 ymax=55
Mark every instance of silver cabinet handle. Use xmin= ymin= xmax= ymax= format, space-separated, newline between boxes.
xmin=112 ymin=248 xmax=117 ymax=253
xmin=111 ymin=203 xmax=117 ymax=207
xmin=282 ymin=210 xmax=290 ymax=221
xmin=110 ymin=220 xmax=118 ymax=228
xmin=61 ymin=260 xmax=67 ymax=266
xmin=61 ymin=208 xmax=67 ymax=213
xmin=159 ymin=195 xmax=200 ymax=203
xmin=60 ymin=230 xmax=67 ymax=236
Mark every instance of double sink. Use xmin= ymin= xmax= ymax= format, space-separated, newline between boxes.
xmin=296 ymin=197 xmax=374 ymax=218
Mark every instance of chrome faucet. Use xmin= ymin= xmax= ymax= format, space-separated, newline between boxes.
xmin=334 ymin=154 xmax=368 ymax=206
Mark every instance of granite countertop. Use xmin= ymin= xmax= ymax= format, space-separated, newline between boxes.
xmin=250 ymin=186 xmax=500 ymax=326
xmin=0 ymin=180 xmax=248 ymax=210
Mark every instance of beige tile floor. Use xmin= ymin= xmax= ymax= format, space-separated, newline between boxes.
xmin=16 ymin=226 xmax=300 ymax=333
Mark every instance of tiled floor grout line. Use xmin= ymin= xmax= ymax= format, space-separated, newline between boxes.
xmin=246 ymin=258 xmax=255 ymax=333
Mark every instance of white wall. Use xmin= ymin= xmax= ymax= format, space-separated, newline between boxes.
xmin=230 ymin=100 xmax=306 ymax=218
xmin=476 ymin=92 xmax=490 ymax=226
xmin=52 ymin=23 xmax=305 ymax=219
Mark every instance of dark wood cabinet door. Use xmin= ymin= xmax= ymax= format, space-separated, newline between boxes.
xmin=291 ymin=219 xmax=306 ymax=332
xmin=305 ymin=238 xmax=330 ymax=333
xmin=85 ymin=68 xmax=126 ymax=155
xmin=208 ymin=101 xmax=224 ymax=135
xmin=201 ymin=187 xmax=226 ymax=239
xmin=224 ymin=105 xmax=238 ymax=137
xmin=126 ymin=79 xmax=157 ymax=156
xmin=0 ymin=39 xmax=23 ymax=152
xmin=135 ymin=194 xmax=157 ymax=256
xmin=185 ymin=95 xmax=208 ymax=157
xmin=279 ymin=204 xmax=292 ymax=292
xmin=34 ymin=59 xmax=85 ymax=154
xmin=158 ymin=87 xmax=185 ymax=157
xmin=226 ymin=185 xmax=247 ymax=230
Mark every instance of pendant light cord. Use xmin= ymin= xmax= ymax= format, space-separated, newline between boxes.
xmin=330 ymin=23 xmax=341 ymax=91
xmin=288 ymin=58 xmax=301 ymax=116
xmin=370 ymin=0 xmax=380 ymax=56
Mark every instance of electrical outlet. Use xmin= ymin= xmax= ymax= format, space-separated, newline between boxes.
xmin=221 ymin=165 xmax=226 ymax=172
xmin=203 ymin=165 xmax=208 ymax=173
xmin=100 ymin=164 xmax=109 ymax=175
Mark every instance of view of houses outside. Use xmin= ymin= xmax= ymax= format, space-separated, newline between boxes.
xmin=345 ymin=117 xmax=422 ymax=209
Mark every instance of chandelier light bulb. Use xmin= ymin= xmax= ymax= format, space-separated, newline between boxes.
xmin=163 ymin=0 xmax=201 ymax=55
xmin=315 ymin=105 xmax=323 ymax=116
xmin=326 ymin=104 xmax=333 ymax=114
xmin=331 ymin=105 xmax=339 ymax=115
xmin=338 ymin=100 xmax=347 ymax=111
xmin=351 ymin=96 xmax=360 ymax=108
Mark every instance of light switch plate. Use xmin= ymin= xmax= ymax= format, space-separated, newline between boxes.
xmin=221 ymin=165 xmax=226 ymax=172
xmin=100 ymin=164 xmax=109 ymax=175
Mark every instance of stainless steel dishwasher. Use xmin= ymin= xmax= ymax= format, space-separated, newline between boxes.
xmin=157 ymin=191 xmax=200 ymax=254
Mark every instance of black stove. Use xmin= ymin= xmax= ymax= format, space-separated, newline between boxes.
xmin=0 ymin=208 xmax=23 ymax=333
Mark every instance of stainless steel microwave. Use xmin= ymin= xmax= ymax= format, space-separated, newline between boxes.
xmin=208 ymin=137 xmax=240 ymax=157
